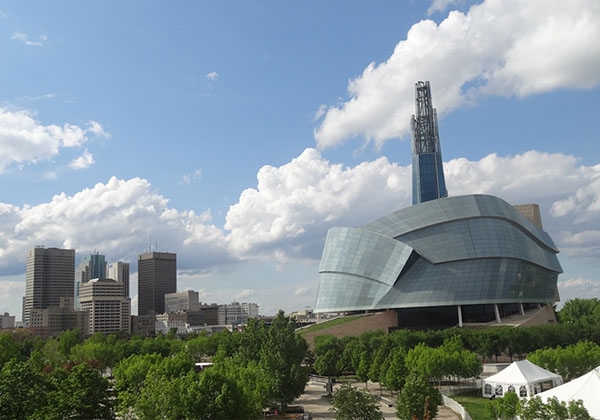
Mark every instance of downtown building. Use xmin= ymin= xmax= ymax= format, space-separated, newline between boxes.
xmin=137 ymin=252 xmax=177 ymax=316
xmin=22 ymin=247 xmax=76 ymax=326
xmin=314 ymin=81 xmax=562 ymax=328
xmin=79 ymin=278 xmax=131 ymax=335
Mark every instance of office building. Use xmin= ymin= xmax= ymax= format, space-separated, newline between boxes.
xmin=217 ymin=302 xmax=259 ymax=325
xmin=0 ymin=312 xmax=15 ymax=329
xmin=314 ymin=81 xmax=562 ymax=327
xmin=29 ymin=297 xmax=88 ymax=338
xmin=23 ymin=247 xmax=75 ymax=326
xmin=79 ymin=278 xmax=130 ymax=335
xmin=138 ymin=252 xmax=176 ymax=315
xmin=164 ymin=290 xmax=200 ymax=313
xmin=75 ymin=253 xmax=107 ymax=309
xmin=108 ymin=261 xmax=130 ymax=297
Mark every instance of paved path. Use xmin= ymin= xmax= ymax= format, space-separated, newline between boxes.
xmin=294 ymin=383 xmax=460 ymax=419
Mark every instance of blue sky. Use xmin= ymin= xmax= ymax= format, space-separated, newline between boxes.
xmin=1 ymin=0 xmax=599 ymax=318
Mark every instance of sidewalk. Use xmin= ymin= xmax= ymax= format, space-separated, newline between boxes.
xmin=294 ymin=382 xmax=460 ymax=419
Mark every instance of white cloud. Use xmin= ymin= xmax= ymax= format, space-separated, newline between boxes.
xmin=12 ymin=31 xmax=47 ymax=47
xmin=86 ymin=120 xmax=111 ymax=139
xmin=314 ymin=0 xmax=600 ymax=149
xmin=206 ymin=72 xmax=219 ymax=81
xmin=179 ymin=169 xmax=203 ymax=185
xmin=427 ymin=0 xmax=463 ymax=16
xmin=557 ymin=277 xmax=600 ymax=308
xmin=294 ymin=287 xmax=311 ymax=297
xmin=69 ymin=150 xmax=95 ymax=170
xmin=0 ymin=177 xmax=232 ymax=276
xmin=234 ymin=289 xmax=256 ymax=300
xmin=224 ymin=148 xmax=410 ymax=261
xmin=0 ymin=108 xmax=110 ymax=173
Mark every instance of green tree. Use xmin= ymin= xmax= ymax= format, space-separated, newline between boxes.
xmin=337 ymin=335 xmax=362 ymax=374
xmin=0 ymin=333 xmax=21 ymax=369
xmin=0 ymin=360 xmax=48 ymax=420
xmin=260 ymin=311 xmax=309 ymax=410
xmin=329 ymin=383 xmax=384 ymax=420
xmin=48 ymin=362 xmax=114 ymax=420
xmin=314 ymin=334 xmax=340 ymax=379
xmin=518 ymin=396 xmax=549 ymax=420
xmin=396 ymin=373 xmax=443 ymax=420
xmin=559 ymin=298 xmax=600 ymax=325
xmin=314 ymin=348 xmax=339 ymax=379
xmin=381 ymin=346 xmax=407 ymax=392
xmin=498 ymin=391 xmax=519 ymax=420
xmin=356 ymin=350 xmax=371 ymax=385
xmin=567 ymin=399 xmax=593 ymax=420
xmin=113 ymin=352 xmax=164 ymax=412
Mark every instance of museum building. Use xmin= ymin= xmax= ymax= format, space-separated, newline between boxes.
xmin=314 ymin=82 xmax=562 ymax=327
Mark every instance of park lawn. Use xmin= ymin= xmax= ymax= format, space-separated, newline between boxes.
xmin=452 ymin=389 xmax=492 ymax=420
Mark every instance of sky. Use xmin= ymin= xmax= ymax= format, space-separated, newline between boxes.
xmin=1 ymin=0 xmax=599 ymax=319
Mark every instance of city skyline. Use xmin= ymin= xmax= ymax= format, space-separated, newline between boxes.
xmin=1 ymin=0 xmax=600 ymax=318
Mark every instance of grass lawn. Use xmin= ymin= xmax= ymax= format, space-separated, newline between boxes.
xmin=297 ymin=314 xmax=367 ymax=335
xmin=452 ymin=389 xmax=492 ymax=420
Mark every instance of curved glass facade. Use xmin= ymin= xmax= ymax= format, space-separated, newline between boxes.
xmin=315 ymin=194 xmax=562 ymax=313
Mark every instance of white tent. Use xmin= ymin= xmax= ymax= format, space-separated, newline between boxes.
xmin=482 ymin=360 xmax=563 ymax=398
xmin=536 ymin=366 xmax=600 ymax=419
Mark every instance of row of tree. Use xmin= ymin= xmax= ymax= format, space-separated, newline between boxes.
xmin=0 ymin=311 xmax=310 ymax=420
xmin=312 ymin=332 xmax=482 ymax=392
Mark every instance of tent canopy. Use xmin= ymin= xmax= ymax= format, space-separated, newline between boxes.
xmin=482 ymin=360 xmax=563 ymax=398
xmin=537 ymin=366 xmax=600 ymax=419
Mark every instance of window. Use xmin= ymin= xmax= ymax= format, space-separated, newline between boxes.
xmin=495 ymin=384 xmax=503 ymax=396
xmin=484 ymin=384 xmax=492 ymax=395
xmin=519 ymin=385 xmax=527 ymax=397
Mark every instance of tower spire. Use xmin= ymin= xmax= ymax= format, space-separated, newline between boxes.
xmin=410 ymin=81 xmax=448 ymax=204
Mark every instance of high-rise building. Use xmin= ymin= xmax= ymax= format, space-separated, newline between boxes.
xmin=411 ymin=81 xmax=448 ymax=205
xmin=75 ymin=253 xmax=107 ymax=309
xmin=108 ymin=261 xmax=130 ymax=298
xmin=23 ymin=247 xmax=75 ymax=326
xmin=137 ymin=252 xmax=176 ymax=315
xmin=79 ymin=278 xmax=131 ymax=335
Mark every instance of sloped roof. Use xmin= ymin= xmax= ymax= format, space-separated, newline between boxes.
xmin=537 ymin=366 xmax=600 ymax=419
xmin=485 ymin=360 xmax=562 ymax=385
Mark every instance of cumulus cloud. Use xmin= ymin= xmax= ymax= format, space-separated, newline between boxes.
xmin=0 ymin=108 xmax=110 ymax=173
xmin=69 ymin=150 xmax=95 ymax=170
xmin=206 ymin=72 xmax=219 ymax=81
xmin=224 ymin=148 xmax=411 ymax=261
xmin=314 ymin=0 xmax=600 ymax=149
xmin=0 ymin=177 xmax=232 ymax=276
xmin=12 ymin=31 xmax=47 ymax=47
xmin=223 ymin=148 xmax=600 ymax=268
